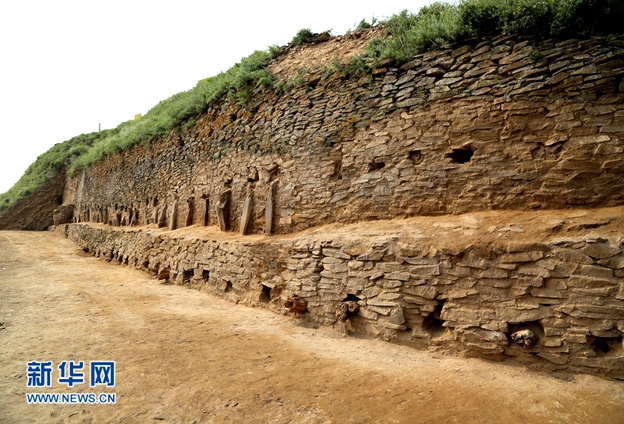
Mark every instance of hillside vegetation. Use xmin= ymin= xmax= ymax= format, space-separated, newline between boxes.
xmin=2 ymin=0 xmax=622 ymax=217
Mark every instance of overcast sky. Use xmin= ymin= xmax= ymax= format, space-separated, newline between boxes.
xmin=0 ymin=0 xmax=435 ymax=194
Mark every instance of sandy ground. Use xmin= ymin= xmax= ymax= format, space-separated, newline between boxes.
xmin=1 ymin=230 xmax=624 ymax=424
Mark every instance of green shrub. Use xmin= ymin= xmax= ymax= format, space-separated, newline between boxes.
xmin=459 ymin=0 xmax=624 ymax=39
xmin=291 ymin=28 xmax=315 ymax=45
xmin=343 ymin=54 xmax=371 ymax=78
xmin=366 ymin=4 xmax=462 ymax=65
xmin=459 ymin=0 xmax=505 ymax=38
xmin=356 ymin=18 xmax=373 ymax=30
xmin=365 ymin=0 xmax=624 ymax=66
xmin=550 ymin=0 xmax=624 ymax=37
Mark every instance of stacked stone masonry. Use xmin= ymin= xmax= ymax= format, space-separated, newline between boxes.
xmin=65 ymin=221 xmax=624 ymax=378
xmin=53 ymin=34 xmax=624 ymax=377
xmin=67 ymin=34 xmax=624 ymax=234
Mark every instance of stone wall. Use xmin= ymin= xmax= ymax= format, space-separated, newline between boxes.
xmin=67 ymin=34 xmax=624 ymax=234
xmin=64 ymin=210 xmax=624 ymax=377
xmin=54 ymin=33 xmax=624 ymax=378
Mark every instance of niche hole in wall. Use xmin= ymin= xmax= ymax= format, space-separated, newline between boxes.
xmin=368 ymin=160 xmax=386 ymax=171
xmin=408 ymin=150 xmax=422 ymax=164
xmin=505 ymin=321 xmax=545 ymax=349
xmin=158 ymin=267 xmax=171 ymax=281
xmin=183 ymin=270 xmax=193 ymax=284
xmin=202 ymin=269 xmax=210 ymax=281
xmin=268 ymin=165 xmax=280 ymax=183
xmin=423 ymin=299 xmax=446 ymax=337
xmin=446 ymin=146 xmax=474 ymax=164
xmin=343 ymin=294 xmax=361 ymax=302
xmin=591 ymin=335 xmax=623 ymax=357
xmin=224 ymin=281 xmax=233 ymax=293
xmin=331 ymin=161 xmax=342 ymax=181
xmin=260 ymin=284 xmax=272 ymax=303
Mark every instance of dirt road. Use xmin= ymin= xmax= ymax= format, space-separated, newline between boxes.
xmin=1 ymin=230 xmax=623 ymax=423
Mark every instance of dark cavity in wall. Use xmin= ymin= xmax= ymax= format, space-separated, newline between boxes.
xmin=268 ymin=165 xmax=280 ymax=182
xmin=423 ymin=299 xmax=446 ymax=337
xmin=368 ymin=159 xmax=386 ymax=171
xmin=331 ymin=161 xmax=342 ymax=180
xmin=183 ymin=270 xmax=193 ymax=284
xmin=590 ymin=335 xmax=623 ymax=357
xmin=224 ymin=280 xmax=233 ymax=293
xmin=202 ymin=269 xmax=210 ymax=281
xmin=343 ymin=294 xmax=361 ymax=302
xmin=446 ymin=146 xmax=474 ymax=164
xmin=408 ymin=150 xmax=422 ymax=164
xmin=260 ymin=284 xmax=272 ymax=303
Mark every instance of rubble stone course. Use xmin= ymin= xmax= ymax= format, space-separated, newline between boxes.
xmin=65 ymin=219 xmax=624 ymax=377
xmin=66 ymin=34 xmax=624 ymax=233
xmin=52 ymin=33 xmax=624 ymax=377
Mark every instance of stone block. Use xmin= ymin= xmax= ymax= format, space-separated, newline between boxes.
xmin=357 ymin=249 xmax=386 ymax=261
xmin=581 ymin=243 xmax=621 ymax=259
xmin=554 ymin=249 xmax=594 ymax=265
xmin=385 ymin=271 xmax=411 ymax=281
xmin=574 ymin=264 xmax=613 ymax=278
xmin=568 ymin=275 xmax=617 ymax=289
xmin=537 ymin=352 xmax=568 ymax=365
xmin=498 ymin=306 xmax=553 ymax=323
xmin=500 ymin=251 xmax=544 ymax=262
xmin=322 ymin=248 xmax=351 ymax=260
xmin=479 ymin=268 xmax=509 ymax=279
xmin=404 ymin=285 xmax=438 ymax=300
xmin=530 ymin=288 xmax=564 ymax=298
xmin=409 ymin=265 xmax=441 ymax=277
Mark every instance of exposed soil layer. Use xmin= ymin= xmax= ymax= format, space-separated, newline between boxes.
xmin=1 ymin=230 xmax=623 ymax=423
xmin=267 ymin=27 xmax=383 ymax=80
xmin=0 ymin=172 xmax=66 ymax=231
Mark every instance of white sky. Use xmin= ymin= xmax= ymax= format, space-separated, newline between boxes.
xmin=0 ymin=0 xmax=435 ymax=194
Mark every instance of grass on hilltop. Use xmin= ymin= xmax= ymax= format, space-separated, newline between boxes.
xmin=2 ymin=0 xmax=623 ymax=217
xmin=363 ymin=0 xmax=624 ymax=66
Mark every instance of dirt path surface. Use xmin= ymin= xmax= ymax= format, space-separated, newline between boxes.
xmin=1 ymin=231 xmax=623 ymax=423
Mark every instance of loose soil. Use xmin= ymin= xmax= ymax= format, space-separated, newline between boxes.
xmin=268 ymin=28 xmax=383 ymax=80
xmin=1 ymin=230 xmax=623 ymax=423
